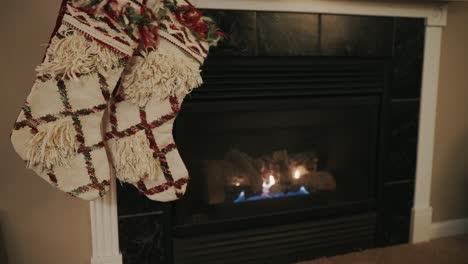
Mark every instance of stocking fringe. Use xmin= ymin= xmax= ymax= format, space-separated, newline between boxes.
xmin=36 ymin=31 xmax=121 ymax=80
xmin=26 ymin=119 xmax=78 ymax=170
xmin=111 ymin=132 xmax=161 ymax=183
xmin=121 ymin=47 xmax=203 ymax=107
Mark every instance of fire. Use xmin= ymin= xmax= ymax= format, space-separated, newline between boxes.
xmin=233 ymin=173 xmax=311 ymax=203
xmin=262 ymin=175 xmax=276 ymax=196
xmin=293 ymin=169 xmax=301 ymax=179
xmin=262 ymin=175 xmax=276 ymax=188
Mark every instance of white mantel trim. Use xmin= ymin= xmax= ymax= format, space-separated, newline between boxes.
xmin=90 ymin=1 xmax=448 ymax=262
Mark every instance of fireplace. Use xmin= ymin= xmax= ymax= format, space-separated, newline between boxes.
xmin=169 ymin=51 xmax=386 ymax=262
xmin=174 ymin=90 xmax=379 ymax=226
xmin=116 ymin=9 xmax=425 ymax=264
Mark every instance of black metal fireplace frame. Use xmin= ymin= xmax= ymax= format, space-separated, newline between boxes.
xmin=163 ymin=56 xmax=391 ymax=263
xmin=116 ymin=13 xmax=424 ymax=264
xmin=173 ymin=93 xmax=382 ymax=229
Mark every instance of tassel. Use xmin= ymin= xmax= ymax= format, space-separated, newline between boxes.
xmin=26 ymin=119 xmax=79 ymax=170
xmin=36 ymin=31 xmax=121 ymax=80
xmin=110 ymin=132 xmax=162 ymax=183
xmin=120 ymin=42 xmax=203 ymax=107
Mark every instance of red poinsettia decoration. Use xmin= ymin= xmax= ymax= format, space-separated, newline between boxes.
xmin=192 ymin=20 xmax=209 ymax=39
xmin=174 ymin=5 xmax=208 ymax=38
xmin=77 ymin=0 xmax=159 ymax=47
xmin=174 ymin=4 xmax=224 ymax=42
xmin=174 ymin=5 xmax=202 ymax=27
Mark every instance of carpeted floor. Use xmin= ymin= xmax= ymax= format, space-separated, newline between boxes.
xmin=298 ymin=235 xmax=468 ymax=264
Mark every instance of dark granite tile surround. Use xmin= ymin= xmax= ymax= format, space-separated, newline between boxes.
xmin=320 ymin=15 xmax=394 ymax=57
xmin=119 ymin=213 xmax=164 ymax=264
xmin=257 ymin=12 xmax=320 ymax=56
xmin=117 ymin=10 xmax=425 ymax=264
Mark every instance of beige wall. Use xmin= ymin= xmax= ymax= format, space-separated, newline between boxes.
xmin=432 ymin=2 xmax=468 ymax=222
xmin=0 ymin=1 xmax=92 ymax=264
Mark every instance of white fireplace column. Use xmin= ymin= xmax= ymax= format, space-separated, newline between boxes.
xmin=89 ymin=1 xmax=448 ymax=263
xmin=90 ymin=176 xmax=122 ymax=264
xmin=411 ymin=23 xmax=445 ymax=243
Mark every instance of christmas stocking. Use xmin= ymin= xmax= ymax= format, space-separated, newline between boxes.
xmin=10 ymin=0 xmax=158 ymax=200
xmin=106 ymin=2 xmax=223 ymax=201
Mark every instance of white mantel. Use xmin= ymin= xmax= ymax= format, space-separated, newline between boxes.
xmin=90 ymin=1 xmax=448 ymax=263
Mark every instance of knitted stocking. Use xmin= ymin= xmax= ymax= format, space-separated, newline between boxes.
xmin=106 ymin=2 xmax=222 ymax=201
xmin=10 ymin=0 xmax=156 ymax=200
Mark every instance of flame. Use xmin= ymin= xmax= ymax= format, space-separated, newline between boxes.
xmin=262 ymin=175 xmax=276 ymax=188
xmin=269 ymin=175 xmax=276 ymax=185
xmin=261 ymin=175 xmax=276 ymax=196
xmin=293 ymin=169 xmax=301 ymax=179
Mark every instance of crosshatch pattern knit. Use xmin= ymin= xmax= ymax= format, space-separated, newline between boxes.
xmin=11 ymin=0 xmax=221 ymax=201
xmin=11 ymin=2 xmax=139 ymax=200
xmin=106 ymin=93 xmax=190 ymax=201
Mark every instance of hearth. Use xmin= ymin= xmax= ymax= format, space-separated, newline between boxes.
xmin=117 ymin=10 xmax=424 ymax=264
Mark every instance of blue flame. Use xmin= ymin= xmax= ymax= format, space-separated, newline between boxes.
xmin=233 ymin=186 xmax=310 ymax=203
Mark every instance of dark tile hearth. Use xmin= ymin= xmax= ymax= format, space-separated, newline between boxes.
xmin=380 ymin=181 xmax=415 ymax=245
xmin=119 ymin=214 xmax=165 ymax=264
xmin=117 ymin=10 xmax=425 ymax=264
xmin=117 ymin=182 xmax=164 ymax=217
xmin=257 ymin=12 xmax=319 ymax=56
xmin=204 ymin=10 xmax=258 ymax=57
xmin=391 ymin=18 xmax=425 ymax=99
xmin=387 ymin=100 xmax=420 ymax=182
xmin=320 ymin=15 xmax=394 ymax=57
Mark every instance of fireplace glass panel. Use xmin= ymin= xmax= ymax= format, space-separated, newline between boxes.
xmin=174 ymin=96 xmax=379 ymax=225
